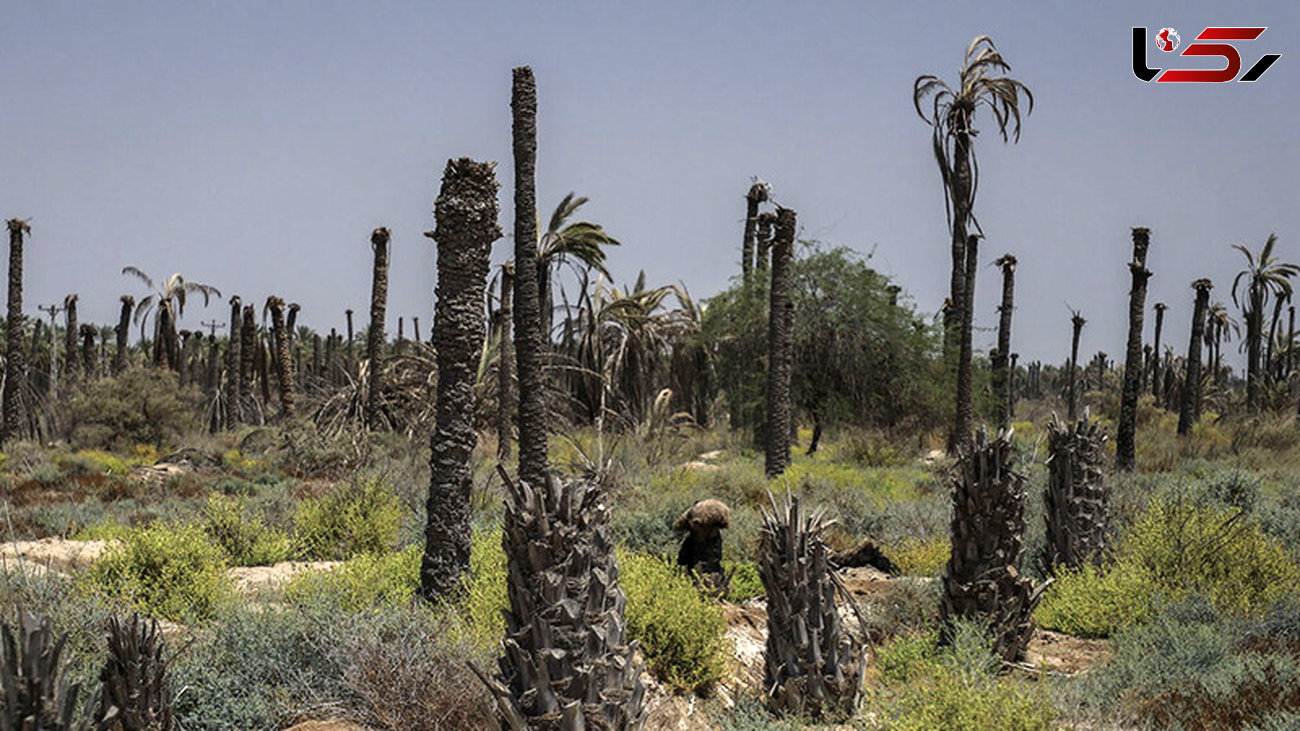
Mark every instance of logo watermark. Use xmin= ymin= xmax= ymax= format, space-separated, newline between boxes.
xmin=1133 ymin=27 xmax=1280 ymax=82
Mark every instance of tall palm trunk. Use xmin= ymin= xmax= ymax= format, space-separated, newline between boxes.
xmin=1246 ymin=282 xmax=1264 ymax=412
xmin=765 ymin=207 xmax=796 ymax=478
xmin=1151 ymin=303 xmax=1166 ymax=400
xmin=344 ymin=309 xmax=355 ymax=378
xmin=755 ymin=212 xmax=775 ymax=273
xmin=992 ymin=254 xmax=1016 ymax=428
xmin=79 ymin=324 xmax=96 ymax=376
xmin=511 ymin=66 xmax=548 ymax=489
xmin=421 ymin=157 xmax=500 ymax=599
xmin=945 ymin=122 xmax=973 ymax=365
xmin=366 ymin=228 xmax=391 ymax=430
xmin=1178 ymin=279 xmax=1213 ymax=436
xmin=497 ymin=263 xmax=515 ymax=459
xmin=63 ymin=295 xmax=79 ymax=379
xmin=1067 ymin=312 xmax=1085 ymax=421
xmin=949 ymin=234 xmax=978 ymax=453
xmin=1117 ymin=227 xmax=1151 ymax=471
xmin=115 ymin=296 xmax=133 ymax=375
xmin=240 ymin=305 xmax=256 ymax=405
xmin=266 ymin=296 xmax=295 ymax=419
xmin=3 ymin=219 xmax=29 ymax=445
xmin=226 ymin=296 xmax=242 ymax=425
xmin=741 ymin=182 xmax=768 ymax=283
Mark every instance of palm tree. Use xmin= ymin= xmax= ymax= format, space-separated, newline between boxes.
xmin=914 ymin=35 xmax=1033 ymax=431
xmin=741 ymin=180 xmax=770 ymax=283
xmin=951 ymin=234 xmax=979 ymax=451
xmin=122 ymin=269 xmax=220 ymax=372
xmin=1067 ymin=310 xmax=1085 ymax=421
xmin=1205 ymin=301 xmax=1238 ymax=385
xmin=1117 ymin=227 xmax=1152 ymax=472
xmin=1179 ymin=279 xmax=1213 ymax=436
xmin=114 ymin=295 xmax=134 ymax=375
xmin=420 ymin=157 xmax=500 ymax=600
xmin=366 ymin=227 xmax=391 ymax=430
xmin=765 ymin=207 xmax=797 ymax=478
xmin=537 ymin=192 xmax=621 ymax=340
xmin=1151 ymin=302 xmax=1167 ymax=400
xmin=1232 ymin=234 xmax=1298 ymax=412
xmin=512 ymin=66 xmax=548 ymax=490
xmin=3 ymin=219 xmax=29 ymax=444
xmin=495 ymin=263 xmax=515 ymax=459
xmin=264 ymin=296 xmax=295 ymax=418
xmin=63 ymin=294 xmax=79 ymax=379
xmin=226 ymin=296 xmax=242 ymax=425
xmin=992 ymin=253 xmax=1016 ymax=428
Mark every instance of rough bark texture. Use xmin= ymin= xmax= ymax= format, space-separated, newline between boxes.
xmin=511 ymin=66 xmax=549 ymax=490
xmin=765 ymin=207 xmax=796 ymax=478
xmin=240 ymin=306 xmax=257 ymax=410
xmin=755 ymin=212 xmax=775 ymax=273
xmin=497 ymin=263 xmax=515 ymax=460
xmin=366 ymin=228 xmax=390 ymax=430
xmin=741 ymin=182 xmax=768 ymax=283
xmin=115 ymin=295 xmax=133 ymax=375
xmin=421 ymin=157 xmax=500 ymax=600
xmin=1179 ymin=279 xmax=1213 ymax=436
xmin=1151 ymin=303 xmax=1166 ymax=400
xmin=1067 ymin=313 xmax=1085 ymax=421
xmin=266 ymin=296 xmax=295 ymax=419
xmin=63 ymin=295 xmax=79 ymax=379
xmin=1117 ymin=227 xmax=1151 ymax=471
xmin=759 ymin=495 xmax=865 ymax=721
xmin=941 ymin=428 xmax=1048 ymax=663
xmin=3 ymin=220 xmax=28 ymax=445
xmin=944 ymin=121 xmax=973 ymax=365
xmin=950 ymin=234 xmax=978 ymax=453
xmin=345 ymin=309 xmax=355 ymax=378
xmin=476 ymin=472 xmax=646 ymax=730
xmin=79 ymin=324 xmax=96 ymax=376
xmin=1044 ymin=414 xmax=1109 ymax=572
xmin=992 ymin=254 xmax=1017 ymax=428
xmin=226 ymin=296 xmax=242 ymax=425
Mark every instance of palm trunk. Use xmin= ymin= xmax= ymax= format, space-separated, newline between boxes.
xmin=3 ymin=220 xmax=28 ymax=444
xmin=397 ymin=316 xmax=405 ymax=355
xmin=741 ymin=183 xmax=768 ymax=283
xmin=764 ymin=207 xmax=796 ymax=478
xmin=755 ymin=212 xmax=775 ymax=273
xmin=421 ymin=157 xmax=500 ymax=600
xmin=311 ymin=334 xmax=321 ymax=381
xmin=1151 ymin=303 xmax=1166 ymax=400
xmin=1067 ymin=313 xmax=1085 ymax=421
xmin=497 ymin=263 xmax=515 ymax=459
xmin=1044 ymin=415 xmax=1109 ymax=571
xmin=345 ymin=309 xmax=355 ymax=378
xmin=1246 ymin=284 xmax=1263 ymax=412
xmin=949 ymin=234 xmax=978 ymax=453
xmin=266 ymin=296 xmax=295 ymax=418
xmin=1117 ymin=227 xmax=1151 ymax=471
xmin=944 ymin=124 xmax=973 ymax=367
xmin=511 ymin=66 xmax=548 ymax=489
xmin=79 ymin=324 xmax=96 ymax=375
xmin=1178 ymin=279 xmax=1213 ymax=436
xmin=115 ymin=296 xmax=133 ymax=375
xmin=366 ymin=228 xmax=391 ymax=430
xmin=227 ymin=296 xmax=242 ymax=425
xmin=992 ymin=254 xmax=1017 ymax=428
xmin=63 ymin=295 xmax=79 ymax=379
xmin=240 ymin=305 xmax=256 ymax=406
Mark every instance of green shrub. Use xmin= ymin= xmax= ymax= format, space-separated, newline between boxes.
xmin=201 ymin=495 xmax=292 ymax=567
xmin=619 ymin=551 xmax=728 ymax=694
xmin=293 ymin=478 xmax=405 ymax=560
xmin=285 ymin=545 xmax=421 ymax=611
xmin=723 ymin=559 xmax=764 ymax=602
xmin=460 ymin=528 xmax=508 ymax=651
xmin=63 ymin=367 xmax=201 ymax=450
xmin=82 ymin=522 xmax=232 ymax=621
xmin=888 ymin=537 xmax=950 ymax=577
xmin=71 ymin=519 xmax=133 ymax=542
xmin=1034 ymin=561 xmax=1153 ymax=638
xmin=55 ymin=449 xmax=136 ymax=477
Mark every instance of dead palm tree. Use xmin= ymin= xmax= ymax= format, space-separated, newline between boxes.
xmin=991 ymin=254 xmax=1016 ymax=428
xmin=741 ymin=180 xmax=770 ymax=283
xmin=1117 ymin=227 xmax=1152 ymax=472
xmin=420 ymin=157 xmax=500 ymax=599
xmin=496 ymin=263 xmax=515 ymax=459
xmin=366 ymin=227 xmax=391 ymax=429
xmin=63 ymin=294 xmax=79 ymax=379
xmin=226 ymin=296 xmax=242 ymax=425
xmin=1205 ymin=301 xmax=1238 ymax=385
xmin=765 ymin=207 xmax=797 ymax=478
xmin=1044 ymin=413 xmax=1108 ymax=571
xmin=114 ymin=295 xmax=134 ymax=375
xmin=122 ymin=268 xmax=220 ymax=372
xmin=914 ymin=35 xmax=1033 ymax=438
xmin=264 ymin=296 xmax=295 ymax=418
xmin=1232 ymin=234 xmax=1298 ymax=412
xmin=1067 ymin=310 xmax=1085 ymax=421
xmin=1179 ymin=279 xmax=1213 ymax=436
xmin=1151 ymin=302 xmax=1167 ymax=400
xmin=512 ymin=66 xmax=548 ymax=490
xmin=3 ymin=219 xmax=29 ymax=444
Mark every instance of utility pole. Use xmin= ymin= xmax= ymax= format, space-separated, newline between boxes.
xmin=37 ymin=303 xmax=62 ymax=400
xmin=201 ymin=320 xmax=225 ymax=338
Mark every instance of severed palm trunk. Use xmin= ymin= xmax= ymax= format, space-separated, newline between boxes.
xmin=992 ymin=254 xmax=1016 ymax=428
xmin=949 ymin=234 xmax=979 ymax=453
xmin=1178 ymin=279 xmax=1213 ymax=436
xmin=97 ymin=614 xmax=175 ymax=729
xmin=0 ymin=612 xmax=89 ymax=730
xmin=1151 ymin=303 xmax=1166 ymax=401
xmin=345 ymin=308 xmax=355 ymax=379
xmin=497 ymin=262 xmax=515 ymax=459
xmin=759 ymin=494 xmax=865 ymax=721
xmin=476 ymin=471 xmax=646 ymax=730
xmin=115 ymin=295 xmax=133 ymax=375
xmin=421 ymin=157 xmax=499 ymax=599
xmin=764 ymin=207 xmax=796 ymax=478
xmin=941 ymin=428 xmax=1048 ymax=663
xmin=266 ymin=296 xmax=295 ymax=418
xmin=755 ymin=212 xmax=775 ymax=274
xmin=1117 ymin=227 xmax=1151 ymax=471
xmin=1044 ymin=414 xmax=1108 ymax=572
xmin=511 ymin=66 xmax=549 ymax=489
xmin=3 ymin=219 xmax=28 ymax=445
xmin=79 ymin=324 xmax=96 ymax=376
xmin=741 ymin=182 xmax=768 ymax=283
xmin=1067 ymin=312 xmax=1085 ymax=421
xmin=366 ymin=228 xmax=391 ymax=430
xmin=64 ymin=295 xmax=79 ymax=379
xmin=241 ymin=306 xmax=258 ymax=412
xmin=227 ymin=296 xmax=242 ymax=425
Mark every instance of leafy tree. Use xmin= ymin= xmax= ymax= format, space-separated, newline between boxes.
xmin=1231 ymin=234 xmax=1298 ymax=412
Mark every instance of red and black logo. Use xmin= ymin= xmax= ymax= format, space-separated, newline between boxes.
xmin=1133 ymin=26 xmax=1280 ymax=82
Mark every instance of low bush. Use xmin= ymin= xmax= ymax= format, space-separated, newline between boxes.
xmin=723 ymin=559 xmax=764 ymax=602
xmin=460 ymin=528 xmax=508 ymax=651
xmin=81 ymin=522 xmax=232 ymax=622
xmin=201 ymin=495 xmax=292 ymax=566
xmin=293 ymin=478 xmax=405 ymax=560
xmin=286 ymin=545 xmax=422 ymax=611
xmin=63 ymin=367 xmax=201 ymax=450
xmin=887 ymin=536 xmax=949 ymax=577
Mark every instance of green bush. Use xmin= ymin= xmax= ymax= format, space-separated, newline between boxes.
xmin=63 ymin=367 xmax=201 ymax=450
xmin=293 ymin=478 xmax=405 ymax=560
xmin=723 ymin=559 xmax=764 ymax=602
xmin=619 ymin=551 xmax=728 ymax=694
xmin=285 ymin=545 xmax=421 ymax=611
xmin=82 ymin=522 xmax=232 ymax=621
xmin=460 ymin=528 xmax=508 ymax=651
xmin=201 ymin=495 xmax=292 ymax=567
xmin=1034 ymin=561 xmax=1153 ymax=638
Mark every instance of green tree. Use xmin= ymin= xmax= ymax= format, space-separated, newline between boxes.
xmin=122 ymin=268 xmax=220 ymax=372
xmin=1231 ymin=234 xmax=1297 ymax=412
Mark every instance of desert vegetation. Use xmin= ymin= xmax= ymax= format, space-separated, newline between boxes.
xmin=1 ymin=35 xmax=1299 ymax=731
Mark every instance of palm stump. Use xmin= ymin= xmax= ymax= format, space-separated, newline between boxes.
xmin=1043 ymin=413 xmax=1109 ymax=572
xmin=758 ymin=495 xmax=865 ymax=721
xmin=941 ymin=428 xmax=1049 ymax=663
xmin=475 ymin=471 xmax=646 ymax=730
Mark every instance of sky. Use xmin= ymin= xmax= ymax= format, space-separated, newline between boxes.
xmin=2 ymin=1 xmax=1297 ymax=369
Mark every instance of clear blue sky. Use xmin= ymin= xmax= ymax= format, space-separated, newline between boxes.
xmin=2 ymin=1 xmax=1296 ymax=368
